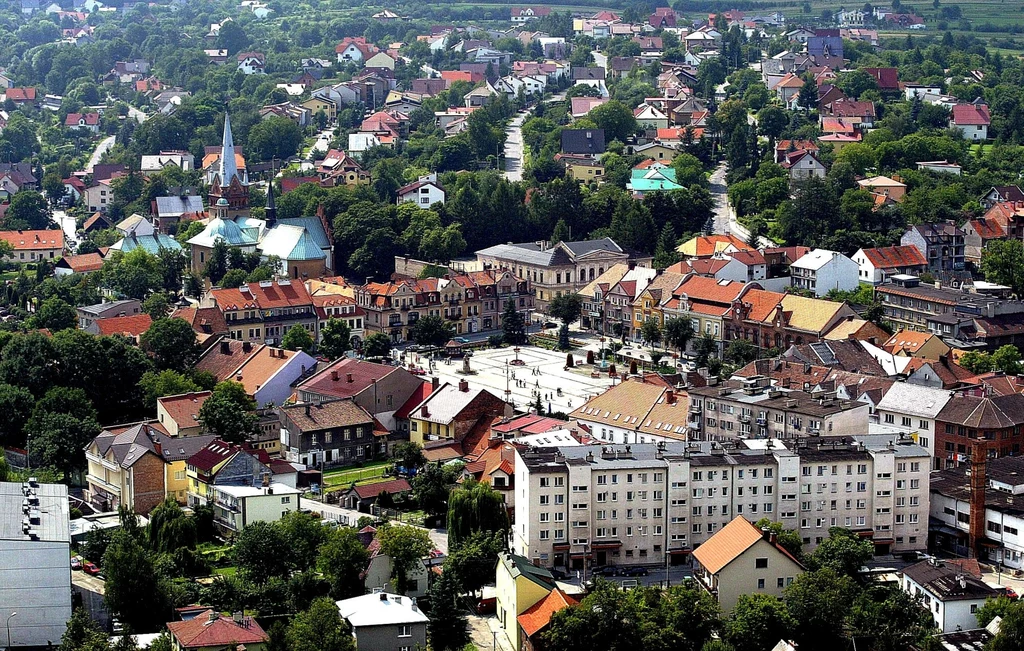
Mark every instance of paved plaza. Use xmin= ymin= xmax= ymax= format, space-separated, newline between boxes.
xmin=404 ymin=345 xmax=619 ymax=415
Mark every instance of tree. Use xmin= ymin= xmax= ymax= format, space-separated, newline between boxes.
xmin=233 ymin=521 xmax=290 ymax=584
xmin=982 ymin=239 xmax=1024 ymax=297
xmin=664 ymin=317 xmax=694 ymax=355
xmin=784 ymin=568 xmax=856 ymax=649
xmin=724 ymin=339 xmax=759 ymax=367
xmin=0 ymin=384 xmax=32 ymax=448
xmin=141 ymin=292 xmax=171 ymax=320
xmin=641 ymin=318 xmax=662 ymax=350
xmin=282 ymin=324 xmax=314 ymax=351
xmin=247 ymin=116 xmax=303 ymax=162
xmin=445 ymin=530 xmax=505 ymax=595
xmin=140 ymin=318 xmax=199 ymax=373
xmin=992 ymin=345 xmax=1023 ymax=376
xmin=286 ymin=597 xmax=355 ymax=651
xmin=33 ymin=411 xmax=101 ymax=481
xmin=197 ymin=381 xmax=259 ymax=443
xmin=548 ymin=293 xmax=583 ymax=326
xmin=412 ymin=461 xmax=462 ymax=519
xmin=447 ymin=479 xmax=509 ymax=550
xmin=797 ymin=75 xmax=819 ymax=110
xmin=849 ymin=584 xmax=935 ymax=651
xmin=4 ymin=191 xmax=51 ymax=230
xmin=392 ymin=441 xmax=426 ymax=471
xmin=427 ymin=569 xmax=471 ymax=651
xmin=147 ymin=497 xmax=196 ymax=553
xmin=588 ymin=101 xmax=638 ymax=142
xmin=756 ymin=106 xmax=789 ymax=147
xmin=60 ymin=608 xmax=113 ymax=651
xmin=753 ymin=519 xmax=803 ymax=561
xmin=809 ymin=527 xmax=874 ymax=577
xmin=694 ymin=333 xmax=720 ymax=369
xmin=363 ymin=332 xmax=392 ymax=358
xmin=279 ymin=511 xmax=328 ymax=573
xmin=990 ymin=601 xmax=1024 ymax=651
xmin=959 ymin=350 xmax=995 ymax=374
xmin=104 ymin=529 xmax=168 ymax=631
xmin=319 ymin=318 xmax=352 ymax=361
xmin=32 ymin=296 xmax=77 ymax=332
xmin=202 ymin=240 xmax=229 ymax=284
xmin=725 ymin=594 xmax=797 ymax=651
xmin=977 ymin=596 xmax=1017 ymax=627
xmin=410 ymin=314 xmax=455 ymax=347
xmin=318 ymin=527 xmax=370 ymax=599
xmin=376 ymin=524 xmax=434 ymax=593
xmin=502 ymin=299 xmax=528 ymax=345
xmin=139 ymin=370 xmax=201 ymax=408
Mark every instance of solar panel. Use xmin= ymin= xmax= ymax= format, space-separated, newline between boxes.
xmin=810 ymin=341 xmax=838 ymax=366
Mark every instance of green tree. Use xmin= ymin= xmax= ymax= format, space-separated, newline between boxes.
xmin=784 ymin=568 xmax=856 ymax=649
xmin=977 ymin=596 xmax=1017 ymax=627
xmin=992 ymin=345 xmax=1023 ymax=375
xmin=849 ymin=584 xmax=935 ymax=651
xmin=664 ymin=317 xmax=694 ymax=355
xmin=104 ymin=529 xmax=168 ymax=631
xmin=0 ymin=383 xmax=32 ymax=448
xmin=427 ymin=569 xmax=471 ymax=651
xmin=753 ymin=519 xmax=803 ymax=561
xmin=990 ymin=601 xmax=1024 ymax=651
xmin=412 ymin=461 xmax=462 ymax=519
xmin=982 ymin=239 xmax=1024 ymax=297
xmin=233 ymin=521 xmax=290 ymax=584
xmin=809 ymin=527 xmax=874 ymax=576
xmin=587 ymin=101 xmax=638 ymax=142
xmin=363 ymin=332 xmax=392 ymax=358
xmin=141 ymin=292 xmax=171 ymax=320
xmin=447 ymin=478 xmax=509 ymax=549
xmin=282 ymin=324 xmax=314 ymax=351
xmin=197 ymin=381 xmax=259 ymax=443
xmin=319 ymin=318 xmax=352 ymax=361
xmin=797 ymin=75 xmax=819 ymax=110
xmin=140 ymin=318 xmax=199 ymax=373
xmin=376 ymin=524 xmax=434 ymax=593
xmin=33 ymin=409 xmax=101 ymax=481
xmin=756 ymin=106 xmax=789 ymax=148
xmin=4 ymin=191 xmax=51 ymax=230
xmin=548 ymin=293 xmax=583 ymax=326
xmin=724 ymin=339 xmax=759 ymax=367
xmin=202 ymin=240 xmax=229 ymax=284
xmin=286 ymin=597 xmax=355 ymax=651
xmin=318 ymin=526 xmax=370 ymax=599
xmin=139 ymin=370 xmax=201 ymax=408
xmin=959 ymin=350 xmax=994 ymax=374
xmin=725 ymin=594 xmax=797 ymax=651
xmin=147 ymin=497 xmax=196 ymax=553
xmin=502 ymin=299 xmax=528 ymax=345
xmin=445 ymin=530 xmax=505 ymax=595
xmin=279 ymin=511 xmax=328 ymax=573
xmin=410 ymin=313 xmax=455 ymax=347
xmin=641 ymin=317 xmax=662 ymax=349
xmin=32 ymin=296 xmax=77 ymax=332
xmin=392 ymin=441 xmax=426 ymax=471
xmin=59 ymin=608 xmax=113 ymax=651
xmin=247 ymin=116 xmax=303 ymax=162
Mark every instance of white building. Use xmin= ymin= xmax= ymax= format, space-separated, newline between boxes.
xmin=336 ymin=592 xmax=429 ymax=651
xmin=874 ymin=382 xmax=951 ymax=467
xmin=397 ymin=175 xmax=445 ymax=207
xmin=789 ymin=249 xmax=859 ymax=297
xmin=0 ymin=480 xmax=72 ymax=648
xmin=210 ymin=482 xmax=300 ymax=532
xmin=901 ymin=560 xmax=1000 ymax=632
xmin=512 ymin=438 xmax=930 ymax=573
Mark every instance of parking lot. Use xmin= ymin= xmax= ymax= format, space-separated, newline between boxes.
xmin=404 ymin=345 xmax=618 ymax=415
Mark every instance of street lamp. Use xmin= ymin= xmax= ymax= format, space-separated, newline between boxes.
xmin=6 ymin=612 xmax=16 ymax=650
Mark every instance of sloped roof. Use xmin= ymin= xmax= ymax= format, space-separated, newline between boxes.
xmin=0 ymin=229 xmax=64 ymax=251
xmin=936 ymin=393 xmax=1024 ymax=429
xmin=57 ymin=252 xmax=104 ymax=273
xmin=281 ymin=398 xmax=374 ymax=433
xmin=167 ymin=611 xmax=267 ymax=648
xmin=678 ymin=233 xmax=751 ymax=258
xmin=95 ymin=313 xmax=152 ymax=337
xmin=351 ymin=478 xmax=412 ymax=500
xmin=777 ymin=294 xmax=848 ymax=334
xmin=693 ymin=516 xmax=802 ymax=574
xmin=157 ymin=392 xmax=212 ymax=429
xmin=259 ymin=223 xmax=327 ymax=261
xmin=518 ymin=589 xmax=577 ymax=638
xmin=951 ymin=103 xmax=991 ymax=126
xmin=299 ymin=358 xmax=400 ymax=400
xmin=860 ymin=245 xmax=927 ymax=269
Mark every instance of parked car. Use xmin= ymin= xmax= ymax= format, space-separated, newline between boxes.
xmin=619 ymin=566 xmax=649 ymax=577
xmin=1005 ymin=587 xmax=1019 ymax=600
xmin=83 ymin=561 xmax=100 ymax=576
xmin=592 ymin=565 xmax=618 ymax=577
xmin=70 ymin=556 xmax=82 ymax=571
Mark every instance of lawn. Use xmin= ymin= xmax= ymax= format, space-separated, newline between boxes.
xmin=213 ymin=566 xmax=237 ymax=577
xmin=323 ymin=461 xmax=391 ymax=488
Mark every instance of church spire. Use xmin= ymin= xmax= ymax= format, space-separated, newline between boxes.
xmin=265 ymin=169 xmax=277 ymax=227
xmin=219 ymin=111 xmax=239 ymax=187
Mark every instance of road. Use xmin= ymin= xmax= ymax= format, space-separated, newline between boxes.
xmin=503 ymin=113 xmax=525 ymax=182
xmin=54 ymin=208 xmax=79 ymax=249
xmin=306 ymin=127 xmax=335 ymax=160
xmin=86 ymin=135 xmax=115 ymax=173
xmin=708 ymin=161 xmax=729 ymax=234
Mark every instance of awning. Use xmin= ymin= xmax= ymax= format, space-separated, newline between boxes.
xmin=668 ymin=548 xmax=692 ymax=555
xmin=553 ymin=543 xmax=571 ymax=551
xmin=592 ymin=541 xmax=622 ymax=550
xmin=873 ymin=538 xmax=895 ymax=544
xmin=569 ymin=551 xmax=593 ymax=559
xmin=854 ymin=530 xmax=875 ymax=538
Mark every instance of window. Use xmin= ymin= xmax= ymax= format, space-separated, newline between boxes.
xmin=399 ymin=625 xmax=412 ymax=637
xmin=757 ymin=578 xmax=765 ymax=589
xmin=755 ymin=558 xmax=768 ymax=569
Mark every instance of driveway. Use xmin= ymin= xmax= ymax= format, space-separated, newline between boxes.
xmin=86 ymin=135 xmax=115 ymax=173
xmin=503 ymin=114 xmax=525 ymax=182
xmin=708 ymin=161 xmax=729 ymax=234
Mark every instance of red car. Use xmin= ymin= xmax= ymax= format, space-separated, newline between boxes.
xmin=1006 ymin=587 xmax=1019 ymax=600
xmin=83 ymin=561 xmax=100 ymax=576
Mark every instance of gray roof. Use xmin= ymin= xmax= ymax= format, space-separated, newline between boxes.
xmin=561 ymin=129 xmax=605 ymax=155
xmin=92 ymin=422 xmax=217 ymax=466
xmin=0 ymin=481 xmax=69 ymax=543
xmin=477 ymin=242 xmax=572 ymax=267
xmin=154 ymin=195 xmax=203 ymax=217
xmin=78 ymin=299 xmax=138 ymax=316
xmin=902 ymin=560 xmax=1000 ymax=601
xmin=562 ymin=237 xmax=622 ymax=257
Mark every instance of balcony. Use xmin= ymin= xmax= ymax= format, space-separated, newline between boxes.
xmin=756 ymin=418 xmax=767 ymax=427
xmin=400 ymin=305 xmax=409 ymax=311
xmin=689 ymin=404 xmax=702 ymax=413
xmin=739 ymin=414 xmax=751 ymax=424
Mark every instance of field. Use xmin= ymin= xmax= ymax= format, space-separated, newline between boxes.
xmin=322 ymin=461 xmax=392 ymax=491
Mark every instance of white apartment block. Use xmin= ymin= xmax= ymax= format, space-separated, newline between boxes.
xmin=513 ymin=438 xmax=929 ymax=572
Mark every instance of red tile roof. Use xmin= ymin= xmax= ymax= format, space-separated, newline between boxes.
xmin=951 ymin=103 xmax=991 ymax=126
xmin=352 ymin=478 xmax=412 ymax=500
xmin=59 ymin=252 xmax=104 ymax=273
xmin=861 ymin=245 xmax=927 ymax=269
xmin=166 ymin=611 xmax=267 ymax=649
xmin=863 ymin=67 xmax=898 ymax=90
xmin=394 ymin=381 xmax=435 ymax=420
xmin=299 ymin=358 xmax=399 ymax=400
xmin=195 ymin=339 xmax=263 ymax=382
xmin=65 ymin=112 xmax=100 ymax=127
xmin=95 ymin=313 xmax=152 ymax=337
xmin=0 ymin=229 xmax=64 ymax=251
xmin=209 ymin=280 xmax=312 ymax=311
xmin=157 ymin=391 xmax=212 ymax=429
xmin=5 ymin=88 xmax=36 ymax=102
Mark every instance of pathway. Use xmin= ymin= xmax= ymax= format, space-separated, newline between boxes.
xmin=502 ymin=113 xmax=525 ymax=182
xmin=86 ymin=135 xmax=115 ymax=173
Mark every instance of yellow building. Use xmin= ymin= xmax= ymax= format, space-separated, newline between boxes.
xmin=561 ymin=156 xmax=605 ymax=182
xmin=301 ymin=96 xmax=337 ymax=122
xmin=496 ymin=553 xmax=559 ymax=651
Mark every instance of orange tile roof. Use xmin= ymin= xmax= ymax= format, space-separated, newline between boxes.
xmin=95 ymin=313 xmax=153 ymax=337
xmin=230 ymin=346 xmax=299 ymax=396
xmin=675 ymin=275 xmax=746 ymax=304
xmin=157 ymin=391 xmax=212 ymax=428
xmin=738 ymin=288 xmax=785 ymax=322
xmin=0 ymin=229 xmax=64 ymax=251
xmin=693 ymin=516 xmax=803 ymax=574
xmin=882 ymin=329 xmax=937 ymax=354
xmin=210 ymin=280 xmax=313 ymax=311
xmin=517 ymin=589 xmax=577 ymax=638
xmin=60 ymin=252 xmax=104 ymax=273
xmin=678 ymin=233 xmax=751 ymax=258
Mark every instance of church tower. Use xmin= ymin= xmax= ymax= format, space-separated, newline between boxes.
xmin=265 ymin=174 xmax=277 ymax=228
xmin=208 ymin=111 xmax=250 ymax=218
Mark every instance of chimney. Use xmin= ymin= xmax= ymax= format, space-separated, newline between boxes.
xmin=305 ymin=404 xmax=311 ymax=417
xmin=969 ymin=444 xmax=988 ymax=558
xmin=421 ymin=405 xmax=429 ymax=417
xmin=458 ymin=379 xmax=469 ymax=392
xmin=347 ymin=373 xmax=354 ymax=383
xmin=208 ymin=611 xmax=218 ymax=623
xmin=242 ymin=341 xmax=252 ymax=352
xmin=431 ymin=376 xmax=440 ymax=390
xmin=220 ymin=340 xmax=230 ymax=354
xmin=665 ymin=389 xmax=675 ymax=404
xmin=331 ymin=370 xmax=339 ymax=381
